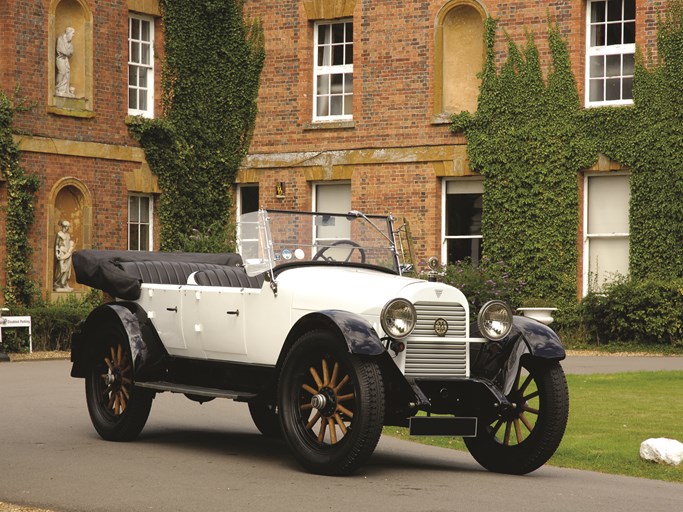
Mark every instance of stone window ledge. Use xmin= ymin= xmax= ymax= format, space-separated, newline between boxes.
xmin=303 ymin=120 xmax=356 ymax=131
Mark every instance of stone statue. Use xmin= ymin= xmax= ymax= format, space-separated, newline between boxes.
xmin=55 ymin=27 xmax=75 ymax=97
xmin=54 ymin=220 xmax=75 ymax=292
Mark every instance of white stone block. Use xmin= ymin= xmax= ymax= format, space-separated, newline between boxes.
xmin=640 ymin=438 xmax=683 ymax=466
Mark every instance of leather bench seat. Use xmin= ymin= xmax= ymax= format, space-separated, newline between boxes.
xmin=118 ymin=260 xmax=226 ymax=285
xmin=192 ymin=267 xmax=264 ymax=289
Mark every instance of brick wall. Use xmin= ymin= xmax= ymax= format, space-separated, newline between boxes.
xmin=0 ymin=0 xmax=163 ymax=300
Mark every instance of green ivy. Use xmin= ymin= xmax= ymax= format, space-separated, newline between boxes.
xmin=129 ymin=0 xmax=264 ymax=251
xmin=0 ymin=91 xmax=40 ymax=306
xmin=452 ymin=19 xmax=594 ymax=302
xmin=452 ymin=1 xmax=683 ymax=302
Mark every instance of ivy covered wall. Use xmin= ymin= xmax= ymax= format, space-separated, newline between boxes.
xmin=129 ymin=0 xmax=264 ymax=251
xmin=453 ymin=1 xmax=683 ymax=303
xmin=0 ymin=92 xmax=40 ymax=306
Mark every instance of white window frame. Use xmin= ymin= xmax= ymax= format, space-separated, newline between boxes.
xmin=313 ymin=19 xmax=353 ymax=122
xmin=128 ymin=14 xmax=155 ymax=117
xmin=583 ymin=172 xmax=630 ymax=295
xmin=441 ymin=177 xmax=484 ymax=265
xmin=128 ymin=194 xmax=153 ymax=251
xmin=585 ymin=0 xmax=635 ymax=107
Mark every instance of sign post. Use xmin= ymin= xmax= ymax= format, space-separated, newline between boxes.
xmin=0 ymin=309 xmax=32 ymax=361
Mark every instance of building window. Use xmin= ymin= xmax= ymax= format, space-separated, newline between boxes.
xmin=313 ymin=20 xmax=353 ymax=121
xmin=128 ymin=14 xmax=154 ymax=117
xmin=586 ymin=0 xmax=635 ymax=106
xmin=313 ymin=182 xmax=352 ymax=256
xmin=237 ymin=185 xmax=259 ymax=217
xmin=442 ymin=178 xmax=483 ymax=265
xmin=128 ymin=194 xmax=153 ymax=251
xmin=584 ymin=174 xmax=630 ymax=293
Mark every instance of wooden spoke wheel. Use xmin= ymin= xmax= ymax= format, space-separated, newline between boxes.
xmin=278 ymin=330 xmax=384 ymax=475
xmin=85 ymin=325 xmax=153 ymax=442
xmin=464 ymin=359 xmax=569 ymax=475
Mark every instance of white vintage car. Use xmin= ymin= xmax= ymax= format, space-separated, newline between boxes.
xmin=70 ymin=209 xmax=569 ymax=476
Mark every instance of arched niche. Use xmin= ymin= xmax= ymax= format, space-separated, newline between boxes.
xmin=47 ymin=178 xmax=93 ymax=295
xmin=434 ymin=0 xmax=486 ymax=116
xmin=48 ymin=0 xmax=94 ymax=114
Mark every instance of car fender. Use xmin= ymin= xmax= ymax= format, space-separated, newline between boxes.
xmin=284 ymin=310 xmax=385 ymax=359
xmin=471 ymin=315 xmax=565 ymax=395
xmin=500 ymin=316 xmax=566 ymax=394
xmin=70 ymin=302 xmax=167 ymax=381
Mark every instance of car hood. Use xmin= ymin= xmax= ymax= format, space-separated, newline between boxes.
xmin=276 ymin=265 xmax=469 ymax=318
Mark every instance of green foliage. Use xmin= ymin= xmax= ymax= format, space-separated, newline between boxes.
xmin=452 ymin=20 xmax=594 ymax=302
xmin=177 ymin=219 xmax=237 ymax=254
xmin=442 ymin=258 xmax=526 ymax=320
xmin=453 ymin=1 xmax=683 ymax=305
xmin=0 ymin=90 xmax=41 ymax=306
xmin=580 ymin=277 xmax=683 ymax=346
xmin=129 ymin=0 xmax=264 ymax=251
xmin=0 ymin=291 xmax=102 ymax=352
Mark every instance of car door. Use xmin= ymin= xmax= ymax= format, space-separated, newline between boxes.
xmin=181 ymin=286 xmax=248 ymax=361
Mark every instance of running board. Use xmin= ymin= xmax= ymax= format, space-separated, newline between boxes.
xmin=135 ymin=381 xmax=257 ymax=401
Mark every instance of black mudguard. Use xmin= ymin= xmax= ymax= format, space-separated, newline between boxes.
xmin=70 ymin=302 xmax=167 ymax=381
xmin=471 ymin=315 xmax=566 ymax=395
xmin=285 ymin=310 xmax=385 ymax=357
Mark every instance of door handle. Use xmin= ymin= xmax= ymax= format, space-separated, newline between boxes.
xmin=166 ymin=307 xmax=178 ymax=312
xmin=226 ymin=310 xmax=239 ymax=316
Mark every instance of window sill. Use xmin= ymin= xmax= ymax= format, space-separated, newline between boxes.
xmin=303 ymin=120 xmax=356 ymax=131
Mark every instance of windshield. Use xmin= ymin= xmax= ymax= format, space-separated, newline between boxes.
xmin=238 ymin=209 xmax=400 ymax=276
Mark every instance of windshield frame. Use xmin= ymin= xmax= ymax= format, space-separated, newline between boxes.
xmin=238 ymin=209 xmax=402 ymax=277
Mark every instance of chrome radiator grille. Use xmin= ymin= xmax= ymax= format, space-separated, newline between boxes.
xmin=404 ymin=302 xmax=469 ymax=378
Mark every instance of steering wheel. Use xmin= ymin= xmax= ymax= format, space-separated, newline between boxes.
xmin=312 ymin=240 xmax=366 ymax=264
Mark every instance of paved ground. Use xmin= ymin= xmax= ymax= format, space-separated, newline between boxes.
xmin=562 ymin=353 xmax=683 ymax=374
xmin=1 ymin=356 xmax=682 ymax=512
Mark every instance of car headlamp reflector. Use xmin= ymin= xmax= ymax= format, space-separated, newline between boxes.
xmin=381 ymin=299 xmax=416 ymax=339
xmin=477 ymin=300 xmax=513 ymax=341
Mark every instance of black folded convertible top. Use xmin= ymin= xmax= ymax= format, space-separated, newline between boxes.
xmin=73 ymin=250 xmax=243 ymax=300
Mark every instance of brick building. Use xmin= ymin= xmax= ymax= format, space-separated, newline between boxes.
xmin=1 ymin=0 xmax=164 ymax=300
xmin=0 ymin=0 xmax=664 ymax=301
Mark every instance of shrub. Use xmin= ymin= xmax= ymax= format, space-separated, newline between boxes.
xmin=442 ymin=258 xmax=526 ymax=321
xmin=580 ymin=277 xmax=683 ymax=346
xmin=0 ymin=291 xmax=102 ymax=353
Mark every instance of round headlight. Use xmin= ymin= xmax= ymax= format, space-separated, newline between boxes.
xmin=381 ymin=299 xmax=416 ymax=339
xmin=477 ymin=300 xmax=513 ymax=341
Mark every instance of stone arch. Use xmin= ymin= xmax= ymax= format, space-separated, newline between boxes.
xmin=47 ymin=178 xmax=93 ymax=294
xmin=48 ymin=0 xmax=94 ymax=114
xmin=434 ymin=0 xmax=487 ymax=116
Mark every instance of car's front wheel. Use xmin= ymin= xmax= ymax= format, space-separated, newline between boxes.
xmin=464 ymin=358 xmax=569 ymax=474
xmin=85 ymin=324 xmax=154 ymax=441
xmin=278 ymin=330 xmax=385 ymax=475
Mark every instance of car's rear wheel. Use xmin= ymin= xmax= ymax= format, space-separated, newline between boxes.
xmin=464 ymin=358 xmax=569 ymax=474
xmin=278 ymin=330 xmax=385 ymax=475
xmin=85 ymin=324 xmax=154 ymax=441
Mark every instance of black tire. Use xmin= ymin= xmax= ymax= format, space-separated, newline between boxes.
xmin=85 ymin=324 xmax=154 ymax=441
xmin=249 ymin=397 xmax=282 ymax=438
xmin=278 ymin=330 xmax=385 ymax=475
xmin=464 ymin=359 xmax=569 ymax=475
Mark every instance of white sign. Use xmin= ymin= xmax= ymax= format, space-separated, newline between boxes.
xmin=0 ymin=316 xmax=33 ymax=353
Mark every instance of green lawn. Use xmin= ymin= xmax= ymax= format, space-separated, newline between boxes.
xmin=384 ymin=371 xmax=683 ymax=483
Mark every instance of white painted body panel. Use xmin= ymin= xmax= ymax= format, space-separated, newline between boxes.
xmin=134 ymin=265 xmax=483 ymax=370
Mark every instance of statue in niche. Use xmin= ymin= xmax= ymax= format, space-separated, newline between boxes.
xmin=55 ymin=27 xmax=76 ymax=97
xmin=54 ymin=220 xmax=75 ymax=292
